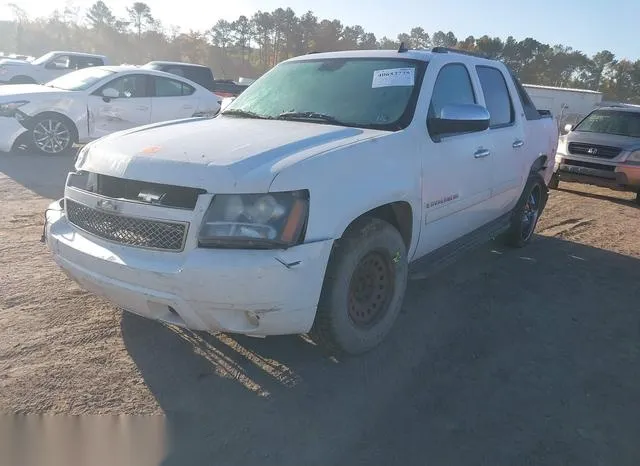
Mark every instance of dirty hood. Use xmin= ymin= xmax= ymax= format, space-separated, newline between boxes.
xmin=78 ymin=116 xmax=386 ymax=192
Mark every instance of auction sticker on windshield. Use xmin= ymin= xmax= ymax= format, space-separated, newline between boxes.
xmin=372 ymin=68 xmax=415 ymax=88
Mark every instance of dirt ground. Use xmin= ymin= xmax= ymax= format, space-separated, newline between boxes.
xmin=1 ymin=152 xmax=639 ymax=465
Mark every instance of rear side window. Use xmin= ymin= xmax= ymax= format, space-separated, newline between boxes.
xmin=476 ymin=66 xmax=515 ymax=128
xmin=152 ymin=76 xmax=195 ymax=97
xmin=428 ymin=63 xmax=476 ymax=119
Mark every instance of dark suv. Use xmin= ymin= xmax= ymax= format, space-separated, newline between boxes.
xmin=141 ymin=61 xmax=249 ymax=97
xmin=551 ymin=105 xmax=640 ymax=205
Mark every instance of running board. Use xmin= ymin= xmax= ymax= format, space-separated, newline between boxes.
xmin=409 ymin=212 xmax=512 ymax=280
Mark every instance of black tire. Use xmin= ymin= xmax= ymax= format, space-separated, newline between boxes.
xmin=635 ymin=192 xmax=640 ymax=206
xmin=504 ymin=173 xmax=548 ymax=248
xmin=10 ymin=75 xmax=37 ymax=84
xmin=548 ymin=172 xmax=560 ymax=190
xmin=29 ymin=114 xmax=75 ymax=155
xmin=311 ymin=217 xmax=408 ymax=355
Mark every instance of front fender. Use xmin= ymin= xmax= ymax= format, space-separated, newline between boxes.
xmin=269 ymin=132 xmax=422 ymax=258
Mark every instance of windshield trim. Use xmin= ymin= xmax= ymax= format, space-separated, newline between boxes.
xmin=224 ymin=57 xmax=429 ymax=132
xmin=46 ymin=69 xmax=117 ymax=91
xmin=32 ymin=52 xmax=56 ymax=66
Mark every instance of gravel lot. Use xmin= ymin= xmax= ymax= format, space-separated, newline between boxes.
xmin=1 ymin=151 xmax=639 ymax=465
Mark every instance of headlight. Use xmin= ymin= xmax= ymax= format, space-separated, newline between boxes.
xmin=556 ymin=136 xmax=567 ymax=156
xmin=198 ymin=190 xmax=309 ymax=249
xmin=627 ymin=150 xmax=640 ymax=163
xmin=75 ymin=144 xmax=91 ymax=169
xmin=0 ymin=100 xmax=29 ymax=116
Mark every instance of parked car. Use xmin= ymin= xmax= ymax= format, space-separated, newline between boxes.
xmin=0 ymin=65 xmax=221 ymax=155
xmin=551 ymin=105 xmax=640 ymax=205
xmin=0 ymin=51 xmax=108 ymax=85
xmin=141 ymin=61 xmax=250 ymax=97
xmin=44 ymin=47 xmax=558 ymax=355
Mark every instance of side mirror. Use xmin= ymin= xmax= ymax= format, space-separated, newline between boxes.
xmin=563 ymin=123 xmax=574 ymax=134
xmin=101 ymin=87 xmax=119 ymax=101
xmin=429 ymin=104 xmax=490 ymax=137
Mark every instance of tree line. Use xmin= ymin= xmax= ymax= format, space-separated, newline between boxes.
xmin=1 ymin=2 xmax=638 ymax=103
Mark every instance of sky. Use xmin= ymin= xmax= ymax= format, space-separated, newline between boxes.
xmin=1 ymin=0 xmax=639 ymax=60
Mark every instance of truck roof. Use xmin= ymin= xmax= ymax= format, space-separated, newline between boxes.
xmin=287 ymin=47 xmax=501 ymax=65
xmin=144 ymin=61 xmax=209 ymax=68
xmin=48 ymin=51 xmax=107 ymax=58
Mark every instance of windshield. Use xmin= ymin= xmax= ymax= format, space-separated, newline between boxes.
xmin=46 ymin=67 xmax=116 ymax=91
xmin=574 ymin=109 xmax=640 ymax=138
xmin=31 ymin=52 xmax=56 ymax=66
xmin=223 ymin=57 xmax=427 ymax=130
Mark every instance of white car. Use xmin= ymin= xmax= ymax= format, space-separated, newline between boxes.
xmin=44 ymin=48 xmax=558 ymax=355
xmin=0 ymin=66 xmax=222 ymax=155
xmin=0 ymin=51 xmax=108 ymax=85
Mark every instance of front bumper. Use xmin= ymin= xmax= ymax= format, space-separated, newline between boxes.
xmin=0 ymin=116 xmax=27 ymax=152
xmin=554 ymin=156 xmax=640 ymax=192
xmin=44 ymin=200 xmax=334 ymax=336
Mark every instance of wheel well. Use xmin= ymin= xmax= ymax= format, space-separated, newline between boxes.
xmin=10 ymin=75 xmax=36 ymax=84
xmin=344 ymin=202 xmax=413 ymax=248
xmin=530 ymin=155 xmax=547 ymax=174
xmin=30 ymin=112 xmax=79 ymax=143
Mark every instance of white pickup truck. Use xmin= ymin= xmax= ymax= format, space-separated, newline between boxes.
xmin=0 ymin=51 xmax=108 ymax=85
xmin=44 ymin=47 xmax=558 ymax=355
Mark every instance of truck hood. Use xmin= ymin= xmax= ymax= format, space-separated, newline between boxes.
xmin=78 ymin=116 xmax=387 ymax=192
xmin=567 ymin=130 xmax=640 ymax=151
xmin=0 ymin=84 xmax=69 ymax=101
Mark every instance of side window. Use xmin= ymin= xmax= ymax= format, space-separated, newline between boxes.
xmin=428 ymin=63 xmax=476 ymax=119
xmin=476 ymin=66 xmax=515 ymax=128
xmin=70 ymin=56 xmax=103 ymax=70
xmin=47 ymin=55 xmax=71 ymax=70
xmin=153 ymin=77 xmax=195 ymax=97
xmin=99 ymin=74 xmax=148 ymax=98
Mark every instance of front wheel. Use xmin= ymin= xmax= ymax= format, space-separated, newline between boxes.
xmin=30 ymin=114 xmax=75 ymax=155
xmin=504 ymin=173 xmax=548 ymax=248
xmin=635 ymin=192 xmax=640 ymax=206
xmin=311 ymin=217 xmax=408 ymax=355
xmin=548 ymin=172 xmax=560 ymax=190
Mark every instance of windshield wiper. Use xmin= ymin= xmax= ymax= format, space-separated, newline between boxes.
xmin=221 ymin=109 xmax=273 ymax=120
xmin=277 ymin=111 xmax=349 ymax=126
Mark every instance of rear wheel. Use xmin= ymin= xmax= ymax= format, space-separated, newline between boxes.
xmin=311 ymin=217 xmax=408 ymax=355
xmin=29 ymin=114 xmax=75 ymax=155
xmin=505 ymin=173 xmax=547 ymax=248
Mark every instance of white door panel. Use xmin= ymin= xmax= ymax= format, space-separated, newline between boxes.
xmin=415 ymin=62 xmax=495 ymax=258
xmin=150 ymin=96 xmax=197 ymax=122
xmin=87 ymin=96 xmax=152 ymax=138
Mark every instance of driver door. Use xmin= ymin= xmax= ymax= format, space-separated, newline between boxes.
xmin=87 ymin=74 xmax=152 ymax=139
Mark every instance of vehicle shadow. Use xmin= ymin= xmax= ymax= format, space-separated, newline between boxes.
xmin=556 ymin=186 xmax=639 ymax=208
xmin=122 ymin=235 xmax=640 ymax=466
xmin=0 ymin=150 xmax=77 ymax=200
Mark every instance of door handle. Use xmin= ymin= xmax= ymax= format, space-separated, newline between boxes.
xmin=474 ymin=148 xmax=491 ymax=158
xmin=136 ymin=106 xmax=149 ymax=111
xmin=513 ymin=139 xmax=525 ymax=148
xmin=182 ymin=105 xmax=194 ymax=109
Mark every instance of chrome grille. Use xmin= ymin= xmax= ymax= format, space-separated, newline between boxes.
xmin=568 ymin=142 xmax=622 ymax=159
xmin=66 ymin=199 xmax=188 ymax=251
